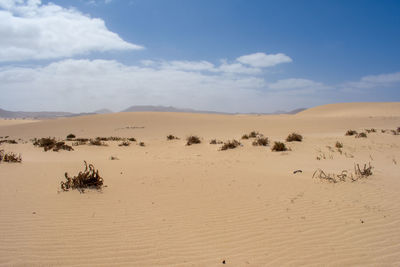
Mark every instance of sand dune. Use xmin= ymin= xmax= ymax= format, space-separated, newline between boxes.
xmin=1 ymin=103 xmax=400 ymax=266
xmin=298 ymin=102 xmax=400 ymax=117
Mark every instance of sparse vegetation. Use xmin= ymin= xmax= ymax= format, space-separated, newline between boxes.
xmin=286 ymin=133 xmax=303 ymax=142
xmin=60 ymin=161 xmax=103 ymax=192
xmin=252 ymin=137 xmax=269 ymax=146
xmin=355 ymin=132 xmax=367 ymax=138
xmin=272 ymin=141 xmax=287 ymax=151
xmin=186 ymin=135 xmax=201 ymax=146
xmin=66 ymin=134 xmax=76 ymax=140
xmin=139 ymin=142 xmax=145 ymax=147
xmin=0 ymin=150 xmax=22 ymax=163
xmin=335 ymin=141 xmax=343 ymax=149
xmin=345 ymin=130 xmax=357 ymax=136
xmin=241 ymin=134 xmax=249 ymax=140
xmin=167 ymin=134 xmax=179 ymax=140
xmin=313 ymin=163 xmax=373 ymax=183
xmin=128 ymin=137 xmax=136 ymax=142
xmin=89 ymin=139 xmax=107 ymax=146
xmin=118 ymin=141 xmax=130 ymax=147
xmin=365 ymin=128 xmax=376 ymax=133
xmin=220 ymin=140 xmax=241 ymax=151
xmin=0 ymin=139 xmax=18 ymax=144
xmin=249 ymin=131 xmax=259 ymax=138
xmin=33 ymin=137 xmax=73 ymax=152
xmin=96 ymin=136 xmax=125 ymax=141
xmin=210 ymin=139 xmax=223 ymax=144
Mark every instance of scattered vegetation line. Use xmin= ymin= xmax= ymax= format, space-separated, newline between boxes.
xmin=0 ymin=150 xmax=22 ymax=163
xmin=0 ymin=139 xmax=18 ymax=144
xmin=210 ymin=139 xmax=223 ymax=144
xmin=220 ymin=140 xmax=241 ymax=150
xmin=252 ymin=137 xmax=269 ymax=146
xmin=313 ymin=163 xmax=373 ymax=183
xmin=118 ymin=141 xmax=130 ymax=146
xmin=286 ymin=133 xmax=303 ymax=142
xmin=89 ymin=139 xmax=107 ymax=146
xmin=66 ymin=134 xmax=76 ymax=140
xmin=33 ymin=137 xmax=73 ymax=152
xmin=355 ymin=132 xmax=367 ymax=138
xmin=186 ymin=135 xmax=201 ymax=146
xmin=242 ymin=131 xmax=262 ymax=140
xmin=61 ymin=161 xmax=103 ymax=192
xmin=272 ymin=141 xmax=287 ymax=151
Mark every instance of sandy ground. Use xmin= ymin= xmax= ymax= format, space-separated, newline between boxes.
xmin=1 ymin=102 xmax=400 ymax=266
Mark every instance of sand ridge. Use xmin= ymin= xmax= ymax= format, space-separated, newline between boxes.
xmin=1 ymin=102 xmax=400 ymax=266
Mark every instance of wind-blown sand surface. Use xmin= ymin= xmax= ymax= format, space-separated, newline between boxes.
xmin=1 ymin=102 xmax=400 ymax=266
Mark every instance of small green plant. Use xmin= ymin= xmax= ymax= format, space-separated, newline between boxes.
xmin=0 ymin=150 xmax=22 ymax=163
xmin=186 ymin=135 xmax=201 ymax=145
xmin=61 ymin=161 xmax=103 ymax=192
xmin=286 ymin=133 xmax=303 ymax=142
xmin=335 ymin=141 xmax=343 ymax=149
xmin=355 ymin=132 xmax=367 ymax=138
xmin=252 ymin=137 xmax=269 ymax=146
xmin=272 ymin=141 xmax=287 ymax=152
xmin=345 ymin=130 xmax=357 ymax=136
xmin=220 ymin=140 xmax=241 ymax=150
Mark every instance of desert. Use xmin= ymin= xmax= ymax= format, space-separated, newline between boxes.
xmin=1 ymin=102 xmax=400 ymax=266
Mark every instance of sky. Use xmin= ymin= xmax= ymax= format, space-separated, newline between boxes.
xmin=0 ymin=0 xmax=399 ymax=113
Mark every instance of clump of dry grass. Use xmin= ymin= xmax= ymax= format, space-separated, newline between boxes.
xmin=139 ymin=142 xmax=145 ymax=147
xmin=61 ymin=161 xmax=103 ymax=192
xmin=0 ymin=149 xmax=22 ymax=163
xmin=210 ymin=139 xmax=223 ymax=144
xmin=355 ymin=132 xmax=367 ymax=138
xmin=365 ymin=128 xmax=376 ymax=133
xmin=89 ymin=139 xmax=107 ymax=146
xmin=345 ymin=130 xmax=358 ymax=136
xmin=0 ymin=139 xmax=18 ymax=144
xmin=72 ymin=138 xmax=89 ymax=146
xmin=220 ymin=140 xmax=241 ymax=151
xmin=186 ymin=135 xmax=201 ymax=145
xmin=118 ymin=141 xmax=130 ymax=147
xmin=335 ymin=141 xmax=343 ymax=149
xmin=286 ymin=133 xmax=303 ymax=142
xmin=313 ymin=163 xmax=373 ymax=183
xmin=167 ymin=135 xmax=179 ymax=140
xmin=252 ymin=137 xmax=269 ymax=146
xmin=272 ymin=141 xmax=287 ymax=151
xmin=33 ymin=137 xmax=73 ymax=152
xmin=241 ymin=134 xmax=249 ymax=140
xmin=128 ymin=137 xmax=136 ymax=142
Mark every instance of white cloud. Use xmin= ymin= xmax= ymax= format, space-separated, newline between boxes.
xmin=0 ymin=0 xmax=142 ymax=62
xmin=268 ymin=78 xmax=327 ymax=90
xmin=0 ymin=58 xmax=331 ymax=113
xmin=344 ymin=72 xmax=400 ymax=89
xmin=237 ymin=52 xmax=292 ymax=68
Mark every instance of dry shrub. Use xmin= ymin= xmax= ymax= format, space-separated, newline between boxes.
xmin=397 ymin=127 xmax=400 ymax=133
xmin=61 ymin=161 xmax=103 ymax=192
xmin=186 ymin=135 xmax=201 ymax=145
xmin=335 ymin=141 xmax=343 ymax=149
xmin=272 ymin=141 xmax=287 ymax=151
xmin=110 ymin=156 xmax=119 ymax=160
xmin=252 ymin=137 xmax=269 ymax=146
xmin=391 ymin=130 xmax=398 ymax=135
xmin=96 ymin=136 xmax=125 ymax=141
xmin=33 ymin=137 xmax=73 ymax=152
xmin=167 ymin=135 xmax=179 ymax=140
xmin=139 ymin=142 xmax=145 ymax=147
xmin=66 ymin=134 xmax=76 ymax=140
xmin=0 ymin=139 xmax=18 ymax=144
xmin=0 ymin=150 xmax=22 ymax=163
xmin=89 ymin=139 xmax=107 ymax=146
xmin=210 ymin=139 xmax=223 ymax=144
xmin=345 ymin=130 xmax=357 ymax=136
xmin=118 ymin=141 xmax=130 ymax=147
xmin=286 ymin=133 xmax=303 ymax=142
xmin=365 ymin=128 xmax=376 ymax=133
xmin=355 ymin=132 xmax=367 ymax=138
xmin=313 ymin=163 xmax=373 ymax=183
xmin=220 ymin=140 xmax=241 ymax=151
xmin=128 ymin=137 xmax=136 ymax=142
xmin=241 ymin=134 xmax=249 ymax=140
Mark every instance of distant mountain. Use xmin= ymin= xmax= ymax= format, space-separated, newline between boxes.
xmin=121 ymin=105 xmax=228 ymax=114
xmin=0 ymin=108 xmax=73 ymax=119
xmin=285 ymin=108 xmax=307 ymax=114
xmin=94 ymin=108 xmax=113 ymax=114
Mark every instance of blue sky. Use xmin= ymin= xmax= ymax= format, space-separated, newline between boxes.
xmin=0 ymin=0 xmax=399 ymax=112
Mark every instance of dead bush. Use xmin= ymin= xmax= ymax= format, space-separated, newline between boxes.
xmin=53 ymin=142 xmax=74 ymax=152
xmin=286 ymin=133 xmax=303 ymax=142
xmin=313 ymin=163 xmax=373 ymax=183
xmin=33 ymin=137 xmax=73 ymax=152
xmin=186 ymin=135 xmax=201 ymax=145
xmin=60 ymin=161 xmax=103 ymax=192
xmin=139 ymin=142 xmax=145 ymax=147
xmin=0 ymin=139 xmax=18 ymax=144
xmin=118 ymin=141 xmax=130 ymax=147
xmin=96 ymin=136 xmax=125 ymax=141
xmin=355 ymin=132 xmax=367 ymax=138
xmin=252 ymin=137 xmax=269 ymax=146
xmin=89 ymin=139 xmax=107 ymax=146
xmin=365 ymin=129 xmax=376 ymax=133
xmin=0 ymin=150 xmax=22 ymax=163
xmin=220 ymin=140 xmax=241 ymax=151
xmin=241 ymin=134 xmax=249 ymax=140
xmin=128 ymin=137 xmax=136 ymax=142
xmin=167 ymin=135 xmax=179 ymax=140
xmin=345 ymin=130 xmax=357 ymax=136
xmin=354 ymin=163 xmax=373 ymax=178
xmin=66 ymin=134 xmax=76 ymax=140
xmin=272 ymin=141 xmax=287 ymax=151
xmin=210 ymin=139 xmax=223 ymax=144
xmin=335 ymin=141 xmax=343 ymax=149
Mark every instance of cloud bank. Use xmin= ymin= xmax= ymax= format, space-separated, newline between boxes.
xmin=0 ymin=0 xmax=142 ymax=62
